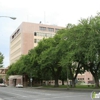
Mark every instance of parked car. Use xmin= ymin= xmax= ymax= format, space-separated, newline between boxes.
xmin=16 ymin=84 xmax=23 ymax=88
xmin=0 ymin=83 xmax=7 ymax=87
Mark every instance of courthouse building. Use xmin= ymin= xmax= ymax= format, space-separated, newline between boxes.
xmin=10 ymin=22 xmax=63 ymax=64
xmin=9 ymin=22 xmax=63 ymax=86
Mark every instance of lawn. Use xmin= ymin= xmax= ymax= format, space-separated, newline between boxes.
xmin=43 ymin=84 xmax=100 ymax=89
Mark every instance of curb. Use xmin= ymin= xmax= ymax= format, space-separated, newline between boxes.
xmin=26 ymin=87 xmax=100 ymax=92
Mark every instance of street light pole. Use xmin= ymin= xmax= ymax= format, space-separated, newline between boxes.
xmin=0 ymin=16 xmax=16 ymax=20
xmin=30 ymin=78 xmax=33 ymax=87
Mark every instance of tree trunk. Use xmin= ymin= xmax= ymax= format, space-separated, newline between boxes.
xmin=40 ymin=79 xmax=43 ymax=86
xmin=89 ymin=62 xmax=100 ymax=88
xmin=51 ymin=66 xmax=61 ymax=87
xmin=54 ymin=77 xmax=59 ymax=87
xmin=94 ymin=76 xmax=99 ymax=88
xmin=69 ymin=62 xmax=80 ymax=88
xmin=62 ymin=79 xmax=64 ymax=85
xmin=72 ymin=79 xmax=76 ymax=87
xmin=89 ymin=66 xmax=99 ymax=88
xmin=95 ymin=79 xmax=99 ymax=88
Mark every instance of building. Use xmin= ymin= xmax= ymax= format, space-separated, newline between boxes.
xmin=9 ymin=75 xmax=23 ymax=87
xmin=72 ymin=62 xmax=94 ymax=85
xmin=9 ymin=22 xmax=63 ymax=86
xmin=10 ymin=22 xmax=63 ymax=64
xmin=0 ymin=67 xmax=8 ymax=84
xmin=77 ymin=71 xmax=94 ymax=84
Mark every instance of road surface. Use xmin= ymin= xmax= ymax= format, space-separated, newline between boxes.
xmin=0 ymin=87 xmax=93 ymax=100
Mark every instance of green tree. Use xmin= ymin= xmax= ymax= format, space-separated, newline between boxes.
xmin=59 ymin=68 xmax=67 ymax=85
xmin=7 ymin=55 xmax=25 ymax=75
xmin=0 ymin=52 xmax=4 ymax=67
xmin=80 ymin=14 xmax=100 ymax=88
xmin=56 ymin=25 xmax=85 ymax=87
xmin=38 ymin=35 xmax=64 ymax=87
xmin=7 ymin=63 xmax=16 ymax=75
xmin=28 ymin=39 xmax=52 ymax=85
xmin=60 ymin=13 xmax=100 ymax=88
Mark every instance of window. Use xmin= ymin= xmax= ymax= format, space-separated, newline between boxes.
xmin=34 ymin=32 xmax=54 ymax=38
xmin=48 ymin=28 xmax=54 ymax=32
xmin=46 ymin=33 xmax=52 ymax=37
xmin=55 ymin=28 xmax=60 ymax=32
xmin=16 ymin=29 xmax=20 ymax=34
xmin=34 ymin=39 xmax=40 ymax=43
xmin=11 ymin=29 xmax=20 ymax=39
xmin=34 ymin=32 xmax=37 ymax=36
xmin=39 ymin=27 xmax=46 ymax=31
xmin=34 ymin=39 xmax=37 ymax=43
xmin=78 ymin=78 xmax=84 ymax=80
xmin=12 ymin=35 xmax=14 ymax=39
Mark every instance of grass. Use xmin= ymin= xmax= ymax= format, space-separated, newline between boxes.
xmin=75 ymin=85 xmax=95 ymax=89
xmin=42 ymin=84 xmax=100 ymax=89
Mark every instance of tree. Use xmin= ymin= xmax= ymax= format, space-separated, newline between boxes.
xmin=59 ymin=67 xmax=67 ymax=85
xmin=7 ymin=55 xmax=33 ymax=86
xmin=7 ymin=64 xmax=16 ymax=75
xmin=28 ymin=39 xmax=53 ymax=85
xmin=59 ymin=13 xmax=100 ymax=88
xmin=38 ymin=34 xmax=65 ymax=87
xmin=56 ymin=25 xmax=85 ymax=87
xmin=0 ymin=52 xmax=4 ymax=67
xmin=80 ymin=14 xmax=100 ymax=88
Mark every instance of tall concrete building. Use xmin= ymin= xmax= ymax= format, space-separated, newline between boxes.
xmin=10 ymin=22 xmax=63 ymax=64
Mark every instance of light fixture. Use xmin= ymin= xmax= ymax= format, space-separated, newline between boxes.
xmin=0 ymin=16 xmax=16 ymax=20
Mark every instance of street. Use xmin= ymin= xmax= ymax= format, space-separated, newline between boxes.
xmin=0 ymin=87 xmax=92 ymax=100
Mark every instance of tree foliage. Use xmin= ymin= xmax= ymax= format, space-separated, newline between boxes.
xmin=0 ymin=52 xmax=4 ymax=67
xmin=7 ymin=13 xmax=100 ymax=88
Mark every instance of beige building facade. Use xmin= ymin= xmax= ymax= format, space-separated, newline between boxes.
xmin=9 ymin=75 xmax=23 ymax=87
xmin=10 ymin=22 xmax=63 ymax=64
xmin=77 ymin=71 xmax=94 ymax=84
xmin=9 ymin=22 xmax=63 ymax=86
xmin=0 ymin=67 xmax=8 ymax=84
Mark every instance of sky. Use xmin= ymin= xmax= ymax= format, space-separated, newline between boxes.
xmin=0 ymin=0 xmax=100 ymax=67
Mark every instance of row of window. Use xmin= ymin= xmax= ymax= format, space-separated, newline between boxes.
xmin=34 ymin=39 xmax=41 ymax=43
xmin=10 ymin=48 xmax=21 ymax=57
xmin=78 ymin=78 xmax=84 ymax=80
xmin=12 ymin=29 xmax=20 ymax=39
xmin=10 ymin=55 xmax=21 ymax=64
xmin=39 ymin=26 xmax=60 ymax=32
xmin=10 ymin=40 xmax=21 ymax=50
xmin=34 ymin=32 xmax=55 ymax=37
xmin=77 ymin=78 xmax=90 ymax=80
xmin=11 ymin=26 xmax=60 ymax=40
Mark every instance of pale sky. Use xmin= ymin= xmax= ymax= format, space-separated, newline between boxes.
xmin=0 ymin=0 xmax=100 ymax=67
